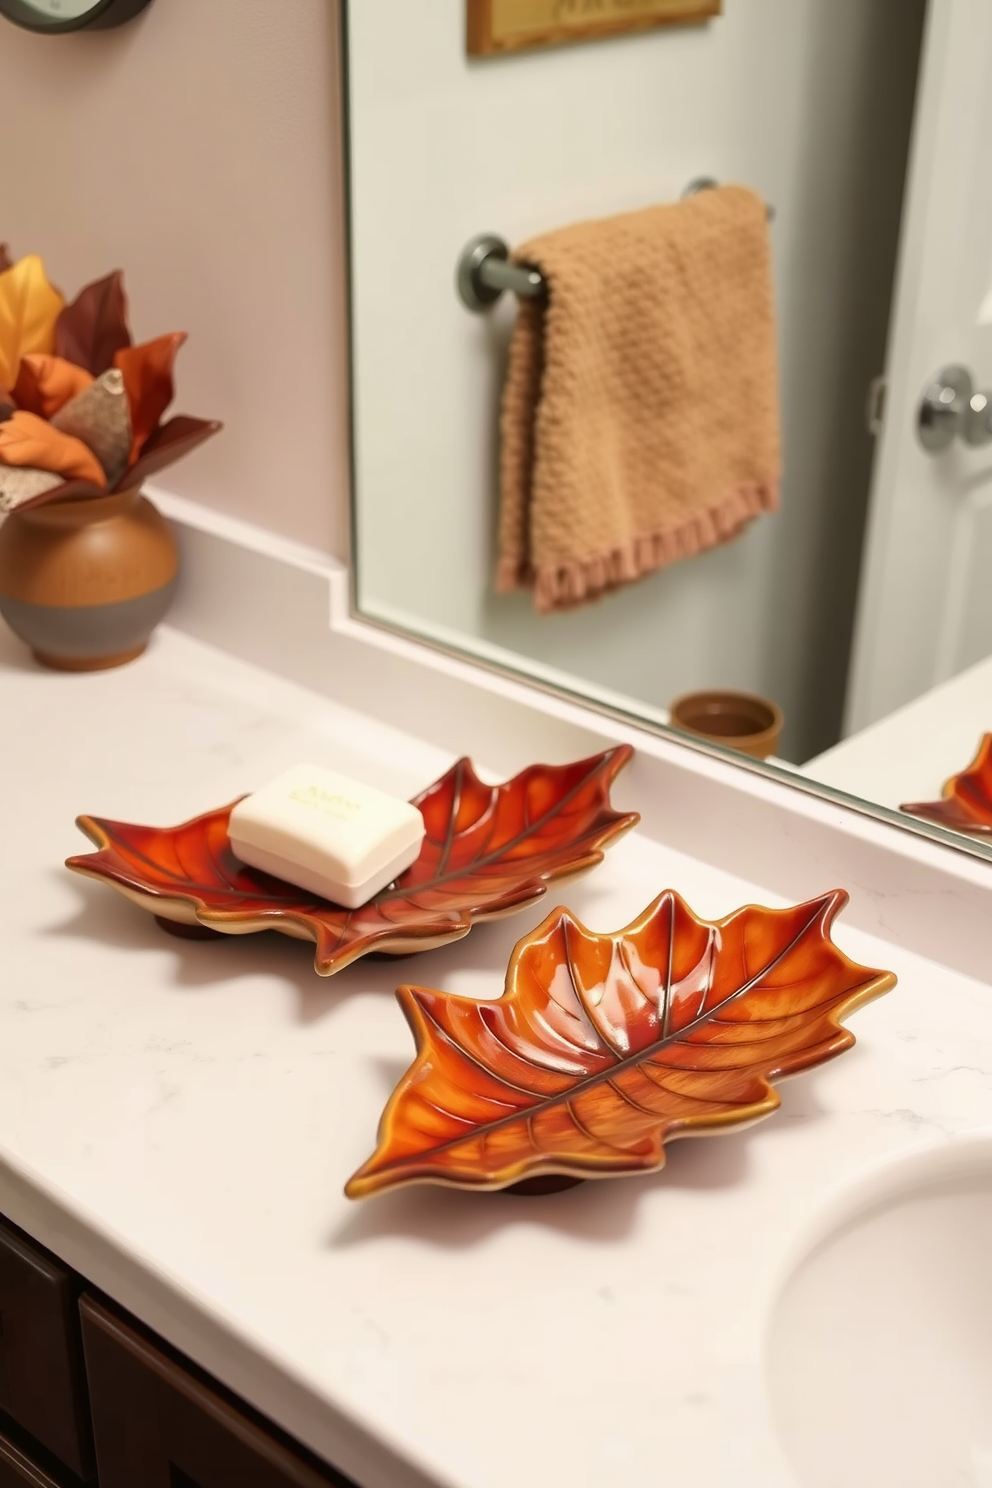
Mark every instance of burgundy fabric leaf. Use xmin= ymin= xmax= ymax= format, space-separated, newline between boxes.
xmin=112 ymin=415 xmax=222 ymax=491
xmin=54 ymin=270 xmax=132 ymax=376
xmin=10 ymin=475 xmax=106 ymax=512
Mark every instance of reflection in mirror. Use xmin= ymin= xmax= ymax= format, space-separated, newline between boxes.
xmin=345 ymin=1 xmax=992 ymax=852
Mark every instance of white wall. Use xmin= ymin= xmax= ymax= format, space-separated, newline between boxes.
xmin=350 ymin=0 xmax=925 ymax=760
xmin=0 ymin=0 xmax=349 ymax=556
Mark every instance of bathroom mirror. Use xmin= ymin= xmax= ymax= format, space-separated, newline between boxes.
xmin=344 ymin=0 xmax=992 ymax=860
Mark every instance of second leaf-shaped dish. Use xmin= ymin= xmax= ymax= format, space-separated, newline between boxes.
xmin=901 ymin=733 xmax=992 ymax=836
xmin=66 ymin=748 xmax=638 ymax=976
xmin=346 ymin=888 xmax=896 ymax=1197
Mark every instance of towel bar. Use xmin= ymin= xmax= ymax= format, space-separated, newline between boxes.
xmin=456 ymin=178 xmax=772 ymax=312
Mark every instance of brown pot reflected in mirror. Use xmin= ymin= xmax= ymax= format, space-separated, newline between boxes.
xmin=670 ymin=689 xmax=783 ymax=761
xmin=0 ymin=487 xmax=178 ymax=671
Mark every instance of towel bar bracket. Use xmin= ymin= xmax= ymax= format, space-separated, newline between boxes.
xmin=457 ymin=178 xmax=774 ymax=314
xmin=457 ymin=234 xmax=544 ymax=312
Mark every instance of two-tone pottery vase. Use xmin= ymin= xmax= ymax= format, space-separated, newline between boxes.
xmin=0 ymin=488 xmax=178 ymax=671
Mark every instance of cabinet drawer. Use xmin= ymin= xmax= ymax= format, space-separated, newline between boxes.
xmin=0 ymin=1219 xmax=93 ymax=1480
xmin=80 ymin=1297 xmax=356 ymax=1488
xmin=0 ymin=1425 xmax=70 ymax=1488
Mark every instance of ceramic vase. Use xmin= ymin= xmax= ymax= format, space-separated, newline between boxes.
xmin=0 ymin=488 xmax=178 ymax=671
xmin=669 ymin=689 xmax=784 ymax=761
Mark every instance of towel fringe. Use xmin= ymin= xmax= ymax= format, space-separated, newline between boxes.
xmin=495 ymin=554 xmax=532 ymax=593
xmin=497 ymin=479 xmax=779 ymax=613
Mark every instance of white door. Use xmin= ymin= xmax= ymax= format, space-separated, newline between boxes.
xmin=846 ymin=0 xmax=992 ymax=734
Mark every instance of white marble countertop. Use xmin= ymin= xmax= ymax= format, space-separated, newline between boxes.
xmin=1 ymin=618 xmax=990 ymax=1488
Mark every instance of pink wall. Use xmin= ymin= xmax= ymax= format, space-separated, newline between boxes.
xmin=0 ymin=0 xmax=349 ymax=556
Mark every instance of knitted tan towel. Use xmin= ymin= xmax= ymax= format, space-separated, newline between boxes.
xmin=497 ymin=185 xmax=780 ymax=613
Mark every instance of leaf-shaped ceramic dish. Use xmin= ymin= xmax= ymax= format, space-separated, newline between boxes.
xmin=900 ymin=733 xmax=992 ymax=836
xmin=66 ymin=748 xmax=638 ymax=977
xmin=346 ymin=889 xmax=896 ymax=1198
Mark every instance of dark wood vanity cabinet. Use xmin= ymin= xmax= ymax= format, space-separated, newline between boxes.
xmin=0 ymin=1217 xmax=356 ymax=1488
xmin=79 ymin=1298 xmax=353 ymax=1488
xmin=0 ymin=1218 xmax=94 ymax=1482
xmin=0 ymin=1425 xmax=72 ymax=1487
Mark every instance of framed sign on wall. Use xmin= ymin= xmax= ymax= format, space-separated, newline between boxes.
xmin=466 ymin=0 xmax=721 ymax=57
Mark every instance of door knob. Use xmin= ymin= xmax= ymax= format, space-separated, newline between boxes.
xmin=917 ymin=364 xmax=992 ymax=451
xmin=964 ymin=388 xmax=992 ymax=445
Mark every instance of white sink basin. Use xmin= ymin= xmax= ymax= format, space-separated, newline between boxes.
xmin=766 ymin=1136 xmax=992 ymax=1488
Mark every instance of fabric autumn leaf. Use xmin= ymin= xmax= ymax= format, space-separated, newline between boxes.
xmin=52 ymin=370 xmax=131 ymax=487
xmin=346 ymin=890 xmax=897 ymax=1198
xmin=121 ymin=415 xmax=222 ymax=490
xmin=14 ymin=354 xmax=94 ymax=420
xmin=0 ymin=245 xmax=221 ymax=511
xmin=0 ymin=255 xmax=64 ymax=389
xmin=0 ymin=467 xmax=66 ymax=514
xmin=115 ymin=332 xmax=186 ymax=464
xmin=55 ymin=269 xmax=131 ymax=376
xmin=0 ymin=410 xmax=106 ymax=488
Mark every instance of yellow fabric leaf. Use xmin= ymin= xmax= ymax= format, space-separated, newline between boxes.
xmin=0 ymin=256 xmax=65 ymax=390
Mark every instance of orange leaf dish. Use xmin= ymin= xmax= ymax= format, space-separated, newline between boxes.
xmin=345 ymin=889 xmax=896 ymax=1198
xmin=900 ymin=734 xmax=992 ymax=837
xmin=66 ymin=748 xmax=639 ymax=977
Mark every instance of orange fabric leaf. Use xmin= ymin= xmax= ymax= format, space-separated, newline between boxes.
xmin=0 ymin=410 xmax=106 ymax=488
xmin=114 ymin=332 xmax=186 ymax=464
xmin=14 ymin=354 xmax=94 ymax=419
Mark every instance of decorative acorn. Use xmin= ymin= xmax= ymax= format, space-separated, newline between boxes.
xmin=0 ymin=246 xmax=221 ymax=670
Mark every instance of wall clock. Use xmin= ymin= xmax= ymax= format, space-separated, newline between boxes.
xmin=0 ymin=0 xmax=153 ymax=31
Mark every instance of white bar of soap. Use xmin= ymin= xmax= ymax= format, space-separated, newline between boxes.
xmin=228 ymin=764 xmax=425 ymax=908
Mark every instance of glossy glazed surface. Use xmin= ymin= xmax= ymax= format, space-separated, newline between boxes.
xmin=66 ymin=748 xmax=638 ymax=976
xmin=5 ymin=621 xmax=992 ymax=1488
xmin=346 ymin=888 xmax=896 ymax=1197
xmin=900 ymin=732 xmax=992 ymax=836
